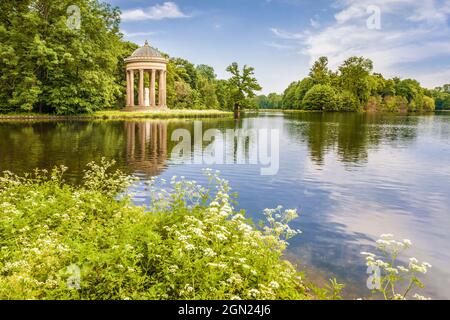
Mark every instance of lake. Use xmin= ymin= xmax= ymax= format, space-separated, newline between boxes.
xmin=1 ymin=111 xmax=449 ymax=299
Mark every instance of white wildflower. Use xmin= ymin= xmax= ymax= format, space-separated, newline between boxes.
xmin=403 ymin=239 xmax=412 ymax=246
xmin=215 ymin=233 xmax=228 ymax=241
xmin=397 ymin=266 xmax=409 ymax=273
xmin=269 ymin=281 xmax=280 ymax=289
xmin=248 ymin=288 xmax=260 ymax=298
xmin=203 ymin=248 xmax=217 ymax=257
xmin=413 ymin=293 xmax=431 ymax=300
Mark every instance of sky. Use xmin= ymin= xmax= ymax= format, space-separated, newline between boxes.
xmin=105 ymin=0 xmax=450 ymax=94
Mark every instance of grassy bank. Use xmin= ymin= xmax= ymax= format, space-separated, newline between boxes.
xmin=0 ymin=109 xmax=232 ymax=120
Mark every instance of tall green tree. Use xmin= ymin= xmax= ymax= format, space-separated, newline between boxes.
xmin=338 ymin=56 xmax=374 ymax=104
xmin=226 ymin=62 xmax=262 ymax=109
xmin=282 ymin=81 xmax=299 ymax=109
xmin=309 ymin=57 xmax=331 ymax=85
xmin=196 ymin=64 xmax=216 ymax=82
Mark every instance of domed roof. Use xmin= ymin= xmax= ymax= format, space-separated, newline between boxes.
xmin=130 ymin=41 xmax=163 ymax=58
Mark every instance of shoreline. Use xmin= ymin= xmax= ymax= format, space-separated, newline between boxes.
xmin=0 ymin=109 xmax=233 ymax=120
xmin=1 ymin=109 xmax=447 ymax=121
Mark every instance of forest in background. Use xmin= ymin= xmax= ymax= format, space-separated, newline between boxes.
xmin=254 ymin=56 xmax=450 ymax=112
xmin=0 ymin=0 xmax=260 ymax=115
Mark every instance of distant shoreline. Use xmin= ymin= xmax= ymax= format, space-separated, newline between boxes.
xmin=1 ymin=109 xmax=447 ymax=121
xmin=250 ymin=109 xmax=448 ymax=114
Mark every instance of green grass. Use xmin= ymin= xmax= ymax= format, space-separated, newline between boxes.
xmin=92 ymin=109 xmax=232 ymax=119
xmin=0 ymin=109 xmax=233 ymax=120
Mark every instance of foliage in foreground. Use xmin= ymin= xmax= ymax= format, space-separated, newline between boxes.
xmin=0 ymin=160 xmax=312 ymax=300
xmin=0 ymin=161 xmax=432 ymax=300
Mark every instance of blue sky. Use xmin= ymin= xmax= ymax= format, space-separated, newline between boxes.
xmin=106 ymin=0 xmax=450 ymax=94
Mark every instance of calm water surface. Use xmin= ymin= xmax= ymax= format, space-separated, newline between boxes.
xmin=1 ymin=112 xmax=449 ymax=299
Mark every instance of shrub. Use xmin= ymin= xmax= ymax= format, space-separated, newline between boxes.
xmin=0 ymin=161 xmax=313 ymax=300
xmin=302 ymin=84 xmax=338 ymax=111
xmin=337 ymin=91 xmax=361 ymax=111
xmin=365 ymin=96 xmax=383 ymax=112
xmin=422 ymin=96 xmax=435 ymax=112
xmin=382 ymin=96 xmax=408 ymax=112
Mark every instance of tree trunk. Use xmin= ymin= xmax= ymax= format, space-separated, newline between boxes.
xmin=234 ymin=103 xmax=240 ymax=119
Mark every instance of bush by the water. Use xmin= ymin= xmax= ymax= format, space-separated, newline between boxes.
xmin=0 ymin=160 xmax=315 ymax=300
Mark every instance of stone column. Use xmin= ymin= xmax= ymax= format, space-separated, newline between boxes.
xmin=159 ymin=70 xmax=166 ymax=108
xmin=138 ymin=69 xmax=144 ymax=107
xmin=150 ymin=69 xmax=156 ymax=108
xmin=129 ymin=70 xmax=134 ymax=107
xmin=126 ymin=70 xmax=130 ymax=106
xmin=163 ymin=70 xmax=167 ymax=107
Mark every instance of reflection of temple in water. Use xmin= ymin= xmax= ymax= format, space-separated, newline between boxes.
xmin=125 ymin=121 xmax=168 ymax=177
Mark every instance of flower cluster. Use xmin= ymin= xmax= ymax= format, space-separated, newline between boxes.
xmin=361 ymin=234 xmax=432 ymax=300
xmin=151 ymin=169 xmax=308 ymax=299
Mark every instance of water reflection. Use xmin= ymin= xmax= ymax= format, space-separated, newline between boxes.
xmin=284 ymin=112 xmax=418 ymax=165
xmin=1 ymin=113 xmax=449 ymax=299
xmin=125 ymin=121 xmax=168 ymax=176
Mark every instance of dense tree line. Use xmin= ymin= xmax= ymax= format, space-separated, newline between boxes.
xmin=256 ymin=56 xmax=450 ymax=112
xmin=428 ymin=84 xmax=450 ymax=110
xmin=167 ymin=60 xmax=260 ymax=110
xmin=0 ymin=0 xmax=261 ymax=114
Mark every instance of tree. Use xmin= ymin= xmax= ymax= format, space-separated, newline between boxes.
xmin=382 ymin=96 xmax=408 ymax=112
xmin=282 ymin=81 xmax=299 ymax=109
xmin=215 ymin=80 xmax=233 ymax=110
xmin=394 ymin=79 xmax=425 ymax=112
xmin=171 ymin=58 xmax=198 ymax=90
xmin=196 ymin=64 xmax=216 ymax=82
xmin=309 ymin=57 xmax=331 ymax=85
xmin=196 ymin=64 xmax=219 ymax=109
xmin=434 ymin=92 xmax=450 ymax=110
xmin=197 ymin=77 xmax=219 ymax=109
xmin=267 ymin=93 xmax=283 ymax=109
xmin=302 ymin=84 xmax=338 ymax=111
xmin=435 ymin=84 xmax=450 ymax=93
xmin=422 ymin=96 xmax=435 ymax=112
xmin=295 ymin=77 xmax=315 ymax=108
xmin=429 ymin=85 xmax=450 ymax=110
xmin=338 ymin=56 xmax=374 ymax=104
xmin=226 ymin=62 xmax=262 ymax=109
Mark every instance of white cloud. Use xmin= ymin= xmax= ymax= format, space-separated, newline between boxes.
xmin=412 ymin=67 xmax=450 ymax=89
xmin=121 ymin=2 xmax=189 ymax=22
xmin=310 ymin=18 xmax=321 ymax=28
xmin=270 ymin=28 xmax=305 ymax=40
xmin=122 ymin=30 xmax=158 ymax=38
xmin=270 ymin=0 xmax=450 ymax=87
xmin=262 ymin=41 xmax=294 ymax=50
